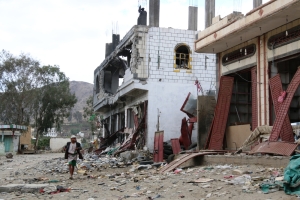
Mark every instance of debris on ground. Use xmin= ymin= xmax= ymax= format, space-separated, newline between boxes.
xmin=0 ymin=153 xmax=295 ymax=200
xmin=6 ymin=153 xmax=13 ymax=159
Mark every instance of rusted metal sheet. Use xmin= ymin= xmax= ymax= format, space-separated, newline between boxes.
xmin=270 ymin=68 xmax=300 ymax=141
xmin=171 ymin=138 xmax=181 ymax=154
xmin=269 ymin=74 xmax=294 ymax=142
xmin=180 ymin=117 xmax=191 ymax=150
xmin=251 ymin=67 xmax=258 ymax=131
xmin=160 ymin=152 xmax=219 ymax=173
xmin=207 ymin=76 xmax=234 ymax=150
xmin=153 ymin=131 xmax=164 ymax=162
xmin=249 ymin=141 xmax=298 ymax=156
xmin=189 ymin=117 xmax=197 ymax=123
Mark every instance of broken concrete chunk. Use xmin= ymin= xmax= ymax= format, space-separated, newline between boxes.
xmin=6 ymin=153 xmax=13 ymax=159
xmin=0 ymin=184 xmax=54 ymax=193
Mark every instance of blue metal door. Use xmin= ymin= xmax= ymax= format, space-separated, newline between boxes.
xmin=4 ymin=136 xmax=12 ymax=152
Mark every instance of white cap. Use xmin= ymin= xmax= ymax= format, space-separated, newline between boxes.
xmin=70 ymin=135 xmax=76 ymax=139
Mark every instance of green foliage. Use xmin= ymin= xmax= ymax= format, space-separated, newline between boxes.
xmin=31 ymin=137 xmax=50 ymax=150
xmin=83 ymin=96 xmax=98 ymax=136
xmin=70 ymin=128 xmax=80 ymax=134
xmin=0 ymin=50 xmax=40 ymax=124
xmin=67 ymin=113 xmax=72 ymax=122
xmin=73 ymin=111 xmax=82 ymax=123
xmin=0 ymin=50 xmax=77 ymax=150
xmin=82 ymin=138 xmax=86 ymax=143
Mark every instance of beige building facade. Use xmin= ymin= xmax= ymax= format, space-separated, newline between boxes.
xmin=195 ymin=0 xmax=300 ymax=133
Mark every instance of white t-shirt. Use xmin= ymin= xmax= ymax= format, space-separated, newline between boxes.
xmin=68 ymin=143 xmax=77 ymax=154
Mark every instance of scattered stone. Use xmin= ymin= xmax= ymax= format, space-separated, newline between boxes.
xmin=6 ymin=153 xmax=13 ymax=159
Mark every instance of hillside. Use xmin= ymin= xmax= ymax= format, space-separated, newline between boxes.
xmin=69 ymin=81 xmax=93 ymax=113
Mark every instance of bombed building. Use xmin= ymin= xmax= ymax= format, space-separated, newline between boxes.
xmin=93 ymin=0 xmax=216 ymax=151
xmin=195 ymin=0 xmax=300 ymax=152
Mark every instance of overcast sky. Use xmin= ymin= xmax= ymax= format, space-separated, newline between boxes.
xmin=0 ymin=0 xmax=268 ymax=84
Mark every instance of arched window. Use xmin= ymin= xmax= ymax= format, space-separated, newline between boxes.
xmin=174 ymin=44 xmax=192 ymax=71
xmin=95 ymin=75 xmax=100 ymax=94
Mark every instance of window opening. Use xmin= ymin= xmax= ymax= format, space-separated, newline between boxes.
xmin=174 ymin=44 xmax=191 ymax=70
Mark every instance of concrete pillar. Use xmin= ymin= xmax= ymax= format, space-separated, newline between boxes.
xmin=188 ymin=6 xmax=198 ymax=31
xmin=105 ymin=43 xmax=113 ymax=58
xmin=253 ymin=0 xmax=262 ymax=9
xmin=149 ymin=0 xmax=160 ymax=27
xmin=112 ymin=34 xmax=120 ymax=51
xmin=205 ymin=0 xmax=215 ymax=28
xmin=111 ymin=68 xmax=119 ymax=94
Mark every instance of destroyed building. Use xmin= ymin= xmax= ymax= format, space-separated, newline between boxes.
xmin=93 ymin=0 xmax=216 ymax=151
xmin=195 ymin=0 xmax=300 ymax=151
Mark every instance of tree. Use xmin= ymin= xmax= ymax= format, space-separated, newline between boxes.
xmin=83 ymin=96 xmax=98 ymax=137
xmin=67 ymin=112 xmax=73 ymax=122
xmin=73 ymin=111 xmax=82 ymax=123
xmin=70 ymin=128 xmax=80 ymax=135
xmin=0 ymin=50 xmax=40 ymax=125
xmin=0 ymin=50 xmax=77 ymax=149
xmin=33 ymin=65 xmax=77 ymax=149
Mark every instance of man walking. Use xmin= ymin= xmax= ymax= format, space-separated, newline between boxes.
xmin=64 ymin=135 xmax=83 ymax=179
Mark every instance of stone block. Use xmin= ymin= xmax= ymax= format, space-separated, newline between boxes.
xmin=0 ymin=184 xmax=53 ymax=193
xmin=119 ymin=151 xmax=139 ymax=162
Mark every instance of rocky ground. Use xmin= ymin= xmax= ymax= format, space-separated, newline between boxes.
xmin=0 ymin=153 xmax=297 ymax=200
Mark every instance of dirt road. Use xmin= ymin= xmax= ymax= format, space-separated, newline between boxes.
xmin=0 ymin=153 xmax=297 ymax=200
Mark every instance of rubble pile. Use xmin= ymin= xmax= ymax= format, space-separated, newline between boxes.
xmin=0 ymin=151 xmax=293 ymax=200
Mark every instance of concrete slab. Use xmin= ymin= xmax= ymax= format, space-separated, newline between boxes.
xmin=0 ymin=183 xmax=53 ymax=193
xmin=174 ymin=154 xmax=290 ymax=169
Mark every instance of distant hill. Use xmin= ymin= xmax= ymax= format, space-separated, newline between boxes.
xmin=69 ymin=81 xmax=93 ymax=113
xmin=58 ymin=81 xmax=94 ymax=136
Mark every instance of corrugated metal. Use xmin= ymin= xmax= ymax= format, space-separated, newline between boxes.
xmin=153 ymin=131 xmax=164 ymax=162
xmin=270 ymin=68 xmax=300 ymax=141
xmin=251 ymin=67 xmax=258 ymax=131
xmin=160 ymin=152 xmax=220 ymax=173
xmin=207 ymin=76 xmax=234 ymax=150
xmin=171 ymin=138 xmax=181 ymax=154
xmin=269 ymin=75 xmax=294 ymax=142
xmin=249 ymin=141 xmax=298 ymax=156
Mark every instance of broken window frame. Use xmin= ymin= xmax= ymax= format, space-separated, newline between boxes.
xmin=268 ymin=24 xmax=300 ymax=50
xmin=173 ymin=44 xmax=192 ymax=71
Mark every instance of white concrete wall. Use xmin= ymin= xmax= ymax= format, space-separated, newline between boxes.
xmin=50 ymin=138 xmax=82 ymax=151
xmin=95 ymin=27 xmax=216 ymax=151
xmin=13 ymin=136 xmax=19 ymax=152
xmin=146 ymin=81 xmax=199 ymax=150
xmin=143 ymin=27 xmax=215 ymax=150
xmin=146 ymin=27 xmax=216 ymax=93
